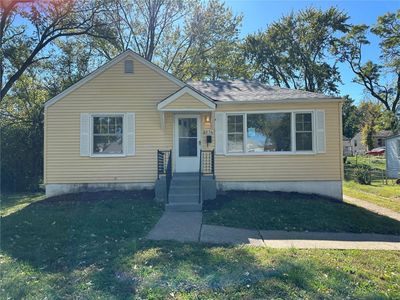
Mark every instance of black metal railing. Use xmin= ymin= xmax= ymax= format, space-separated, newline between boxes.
xmin=157 ymin=150 xmax=172 ymax=203
xmin=199 ymin=150 xmax=215 ymax=203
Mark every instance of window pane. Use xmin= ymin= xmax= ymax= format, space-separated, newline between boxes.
xmin=295 ymin=113 xmax=313 ymax=151
xmin=296 ymin=132 xmax=313 ymax=151
xmin=228 ymin=133 xmax=243 ymax=152
xmin=93 ymin=135 xmax=123 ymax=154
xmin=116 ymin=117 xmax=123 ymax=134
xmin=227 ymin=115 xmax=244 ymax=152
xmin=247 ymin=113 xmax=291 ymax=152
xmin=179 ymin=137 xmax=197 ymax=156
xmin=179 ymin=118 xmax=197 ymax=137
xmin=296 ymin=113 xmax=312 ymax=131
xmin=227 ymin=115 xmax=243 ymax=133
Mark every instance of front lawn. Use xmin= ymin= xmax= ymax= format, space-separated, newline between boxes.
xmin=1 ymin=192 xmax=400 ymax=299
xmin=203 ymin=191 xmax=400 ymax=234
xmin=344 ymin=155 xmax=400 ymax=213
xmin=343 ymin=180 xmax=400 ymax=213
xmin=1 ymin=193 xmax=45 ymax=217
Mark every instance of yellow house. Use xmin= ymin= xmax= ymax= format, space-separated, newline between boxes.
xmin=44 ymin=50 xmax=343 ymax=210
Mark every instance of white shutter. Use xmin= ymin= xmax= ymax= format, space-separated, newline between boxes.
xmin=124 ymin=113 xmax=135 ymax=156
xmin=215 ymin=112 xmax=226 ymax=154
xmin=80 ymin=113 xmax=90 ymax=156
xmin=316 ymin=110 xmax=326 ymax=153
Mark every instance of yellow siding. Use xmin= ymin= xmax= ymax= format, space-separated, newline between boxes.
xmin=45 ymin=54 xmax=342 ymax=185
xmin=45 ymin=56 xmax=179 ymax=184
xmin=163 ymin=93 xmax=211 ymax=110
xmin=215 ymin=102 xmax=342 ymax=181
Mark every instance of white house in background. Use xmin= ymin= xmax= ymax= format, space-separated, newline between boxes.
xmin=386 ymin=134 xmax=400 ymax=179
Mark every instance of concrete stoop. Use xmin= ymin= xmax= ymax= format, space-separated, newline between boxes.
xmin=166 ymin=173 xmax=202 ymax=212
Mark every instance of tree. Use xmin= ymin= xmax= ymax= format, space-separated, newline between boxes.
xmin=0 ymin=0 xmax=108 ymax=101
xmin=358 ymin=101 xmax=389 ymax=150
xmin=332 ymin=10 xmax=400 ymax=124
xmin=0 ymin=70 xmax=48 ymax=191
xmin=342 ymin=95 xmax=361 ymax=139
xmin=244 ymin=7 xmax=349 ymax=94
xmin=92 ymin=0 xmax=243 ymax=80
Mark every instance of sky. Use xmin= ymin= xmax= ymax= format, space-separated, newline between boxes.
xmin=225 ymin=0 xmax=399 ymax=103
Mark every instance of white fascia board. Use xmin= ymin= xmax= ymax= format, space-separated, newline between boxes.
xmin=157 ymin=86 xmax=216 ymax=110
xmin=216 ymin=97 xmax=343 ymax=105
xmin=44 ymin=50 xmax=185 ymax=109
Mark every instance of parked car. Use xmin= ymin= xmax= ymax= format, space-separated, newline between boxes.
xmin=367 ymin=147 xmax=385 ymax=156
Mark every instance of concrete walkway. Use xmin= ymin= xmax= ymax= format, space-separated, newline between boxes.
xmin=147 ymin=212 xmax=202 ymax=242
xmin=344 ymin=194 xmax=400 ymax=222
xmin=147 ymin=212 xmax=400 ymax=250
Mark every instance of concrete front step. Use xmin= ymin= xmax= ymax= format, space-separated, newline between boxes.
xmin=165 ymin=202 xmax=202 ymax=212
xmin=169 ymin=186 xmax=199 ymax=195
xmin=167 ymin=172 xmax=202 ymax=211
xmin=173 ymin=172 xmax=198 ymax=177
xmin=169 ymin=194 xmax=199 ymax=203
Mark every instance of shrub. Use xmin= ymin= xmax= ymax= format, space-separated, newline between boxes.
xmin=353 ymin=166 xmax=372 ymax=185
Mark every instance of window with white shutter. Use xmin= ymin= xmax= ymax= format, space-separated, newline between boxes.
xmin=80 ymin=113 xmax=135 ymax=157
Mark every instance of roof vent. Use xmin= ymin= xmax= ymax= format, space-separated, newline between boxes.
xmin=124 ymin=59 xmax=134 ymax=74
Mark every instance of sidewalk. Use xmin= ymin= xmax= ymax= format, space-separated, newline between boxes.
xmin=343 ymin=194 xmax=400 ymax=221
xmin=147 ymin=211 xmax=400 ymax=250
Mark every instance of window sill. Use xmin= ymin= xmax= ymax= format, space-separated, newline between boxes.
xmin=222 ymin=151 xmax=317 ymax=156
xmin=90 ymin=154 xmax=127 ymax=158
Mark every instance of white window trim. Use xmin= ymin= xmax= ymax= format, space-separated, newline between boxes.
xmin=225 ymin=109 xmax=317 ymax=156
xmin=90 ymin=113 xmax=126 ymax=158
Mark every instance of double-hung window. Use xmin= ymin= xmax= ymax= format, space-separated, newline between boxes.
xmin=226 ymin=111 xmax=314 ymax=154
xmin=295 ymin=113 xmax=313 ymax=151
xmin=92 ymin=115 xmax=124 ymax=155
xmin=227 ymin=115 xmax=244 ymax=152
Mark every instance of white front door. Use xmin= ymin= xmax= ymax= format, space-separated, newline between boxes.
xmin=174 ymin=115 xmax=201 ymax=173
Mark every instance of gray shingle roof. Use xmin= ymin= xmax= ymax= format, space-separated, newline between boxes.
xmin=187 ymin=80 xmax=339 ymax=102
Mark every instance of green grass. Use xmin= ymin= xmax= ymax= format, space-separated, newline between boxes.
xmin=343 ymin=180 xmax=400 ymax=213
xmin=203 ymin=191 xmax=400 ymax=234
xmin=1 ymin=192 xmax=400 ymax=299
xmin=343 ymin=155 xmax=400 ymax=213
xmin=346 ymin=155 xmax=386 ymax=171
xmin=1 ymin=193 xmax=45 ymax=217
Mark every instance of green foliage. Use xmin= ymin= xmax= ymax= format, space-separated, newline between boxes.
xmin=93 ymin=0 xmax=245 ymax=80
xmin=1 ymin=73 xmax=47 ymax=192
xmin=332 ymin=9 xmax=400 ymax=118
xmin=358 ymin=101 xmax=393 ymax=149
xmin=244 ymin=7 xmax=349 ymax=94
xmin=1 ymin=0 xmax=109 ymax=100
xmin=353 ymin=166 xmax=372 ymax=185
xmin=1 ymin=123 xmax=43 ymax=192
xmin=342 ymin=95 xmax=361 ymax=138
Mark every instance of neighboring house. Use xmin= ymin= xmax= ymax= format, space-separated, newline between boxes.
xmin=343 ymin=130 xmax=393 ymax=156
xmin=343 ymin=132 xmax=367 ymax=156
xmin=44 ymin=50 xmax=344 ymax=209
xmin=386 ymin=134 xmax=400 ymax=179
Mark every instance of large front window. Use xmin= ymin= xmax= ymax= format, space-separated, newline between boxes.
xmin=226 ymin=111 xmax=313 ymax=154
xmin=247 ymin=113 xmax=291 ymax=152
xmin=93 ymin=116 xmax=123 ymax=155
